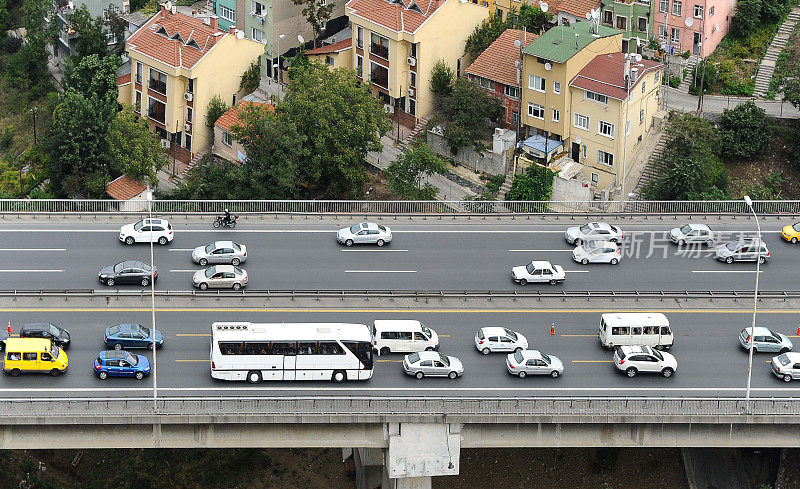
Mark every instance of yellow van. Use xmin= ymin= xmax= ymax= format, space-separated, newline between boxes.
xmin=4 ymin=338 xmax=68 ymax=376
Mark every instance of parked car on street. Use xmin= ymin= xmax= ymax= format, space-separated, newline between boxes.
xmin=738 ymin=326 xmax=793 ymax=353
xmin=192 ymin=241 xmax=247 ymax=266
xmin=573 ymin=241 xmax=621 ymax=265
xmin=565 ymin=222 xmax=622 ymax=246
xmin=94 ymin=350 xmax=151 ymax=380
xmin=511 ymin=260 xmax=565 ymax=285
xmin=715 ymin=239 xmax=770 ymax=264
xmin=104 ymin=323 xmax=163 ymax=350
xmin=337 ymin=222 xmax=392 ymax=247
xmin=614 ymin=345 xmax=677 ymax=378
xmin=669 ymin=224 xmax=714 ymax=246
xmin=119 ymin=218 xmax=173 ymax=245
xmin=506 ymin=350 xmax=564 ymax=378
xmin=403 ymin=351 xmax=463 ymax=379
xmin=99 ymin=260 xmax=157 ymax=287
xmin=474 ymin=327 xmax=528 ymax=354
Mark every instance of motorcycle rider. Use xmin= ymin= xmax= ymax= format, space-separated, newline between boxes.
xmin=223 ymin=208 xmax=232 ymax=225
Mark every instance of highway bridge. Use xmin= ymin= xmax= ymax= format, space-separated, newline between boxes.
xmin=2 ymin=201 xmax=800 ymax=489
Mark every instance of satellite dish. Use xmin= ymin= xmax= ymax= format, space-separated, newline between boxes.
xmin=592 ymin=8 xmax=600 ymax=20
xmin=236 ymin=30 xmax=244 ymax=39
xmin=539 ymin=1 xmax=548 ymax=11
xmin=544 ymin=62 xmax=552 ymax=71
xmin=684 ymin=17 xmax=694 ymax=27
xmin=164 ymin=1 xmax=172 ymax=10
xmin=67 ymin=0 xmax=74 ymax=8
xmin=575 ymin=137 xmax=581 ymax=144
xmin=261 ymin=39 xmax=267 ymax=44
xmin=514 ymin=39 xmax=521 ymax=48
xmin=635 ymin=53 xmax=642 ymax=62
xmin=297 ymin=35 xmax=304 ymax=44
xmin=586 ymin=11 xmax=592 ymax=19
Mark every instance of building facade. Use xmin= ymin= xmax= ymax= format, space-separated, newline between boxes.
xmin=212 ymin=95 xmax=272 ymax=164
xmin=346 ymin=0 xmax=490 ymax=127
xmin=118 ymin=6 xmax=265 ymax=162
xmin=653 ymin=0 xmax=734 ymax=57
xmin=306 ymin=37 xmax=353 ymax=69
xmin=599 ymin=0 xmax=652 ymax=53
xmin=54 ymin=0 xmax=128 ymax=62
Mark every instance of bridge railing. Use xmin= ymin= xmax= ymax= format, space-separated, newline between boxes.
xmin=1 ymin=397 xmax=798 ymax=417
xmin=1 ymin=199 xmax=800 ymax=215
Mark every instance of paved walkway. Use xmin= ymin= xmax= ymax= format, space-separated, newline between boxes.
xmin=664 ymin=86 xmax=800 ymax=117
xmin=754 ymin=6 xmax=800 ymax=97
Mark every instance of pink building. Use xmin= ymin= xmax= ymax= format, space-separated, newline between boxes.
xmin=653 ymin=0 xmax=736 ymax=58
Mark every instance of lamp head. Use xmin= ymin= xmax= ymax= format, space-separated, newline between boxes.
xmin=744 ymin=195 xmax=752 ymax=206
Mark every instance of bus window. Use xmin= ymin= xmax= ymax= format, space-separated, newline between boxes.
xmin=297 ymin=342 xmax=317 ymax=355
xmin=632 ymin=327 xmax=642 ymax=335
xmin=661 ymin=326 xmax=671 ymax=335
xmin=319 ymin=341 xmax=345 ymax=355
xmin=272 ymin=342 xmax=296 ymax=355
xmin=644 ymin=326 xmax=657 ymax=335
xmin=343 ymin=341 xmax=374 ymax=369
xmin=612 ymin=327 xmax=629 ymax=335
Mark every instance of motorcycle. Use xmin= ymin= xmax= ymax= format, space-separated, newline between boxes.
xmin=213 ymin=214 xmax=238 ymax=228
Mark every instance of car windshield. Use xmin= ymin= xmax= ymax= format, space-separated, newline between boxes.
xmin=652 ymin=350 xmax=664 ymax=361
xmin=48 ymin=325 xmax=60 ymax=336
xmin=349 ymin=224 xmax=361 ymax=234
xmin=126 ymin=352 xmax=138 ymax=366
xmin=234 ymin=267 xmax=243 ymax=275
xmin=108 ymin=325 xmax=120 ymax=335
xmin=134 ymin=221 xmax=144 ymax=231
xmin=579 ymin=224 xmax=592 ymax=233
xmin=204 ymin=243 xmax=215 ymax=253
xmin=794 ymin=223 xmax=800 ymax=232
xmin=726 ymin=241 xmax=740 ymax=251
xmin=584 ymin=241 xmax=599 ymax=252
xmin=407 ymin=353 xmax=420 ymax=364
xmin=114 ymin=262 xmax=124 ymax=273
xmin=768 ymin=329 xmax=781 ymax=339
xmin=139 ymin=326 xmax=151 ymax=337
xmin=378 ymin=225 xmax=387 ymax=232
xmin=232 ymin=242 xmax=241 ymax=251
xmin=526 ymin=263 xmax=536 ymax=273
xmin=421 ymin=324 xmax=432 ymax=337
xmin=514 ymin=350 xmax=524 ymax=363
xmin=504 ymin=329 xmax=518 ymax=341
xmin=50 ymin=343 xmax=59 ymax=358
xmin=204 ymin=267 xmax=216 ymax=278
xmin=777 ymin=354 xmax=791 ymax=366
xmin=680 ymin=225 xmax=692 ymax=234
xmin=438 ymin=354 xmax=450 ymax=367
xmin=541 ymin=353 xmax=551 ymax=364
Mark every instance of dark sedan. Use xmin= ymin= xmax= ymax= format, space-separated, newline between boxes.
xmin=98 ymin=261 xmax=157 ymax=287
xmin=104 ymin=323 xmax=164 ymax=350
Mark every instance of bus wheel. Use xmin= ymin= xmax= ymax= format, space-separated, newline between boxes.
xmin=247 ymin=371 xmax=262 ymax=384
xmin=332 ymin=370 xmax=346 ymax=383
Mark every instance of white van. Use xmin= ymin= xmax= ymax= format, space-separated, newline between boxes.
xmin=598 ymin=313 xmax=673 ymax=349
xmin=372 ymin=320 xmax=439 ymax=355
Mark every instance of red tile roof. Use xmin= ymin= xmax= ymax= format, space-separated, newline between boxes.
xmin=570 ymin=52 xmax=664 ymax=100
xmin=556 ymin=0 xmax=596 ymax=19
xmin=346 ymin=0 xmax=444 ymax=34
xmin=465 ymin=29 xmax=538 ymax=87
xmin=126 ymin=7 xmax=227 ymax=69
xmin=106 ymin=175 xmax=147 ymax=201
xmin=308 ymin=38 xmax=353 ymax=55
xmin=215 ymin=101 xmax=274 ymax=131
xmin=117 ymin=73 xmax=131 ymax=86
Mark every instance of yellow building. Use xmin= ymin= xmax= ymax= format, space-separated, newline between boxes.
xmin=346 ymin=0 xmax=490 ymax=128
xmin=118 ymin=6 xmax=265 ymax=162
xmin=306 ymin=38 xmax=354 ymax=70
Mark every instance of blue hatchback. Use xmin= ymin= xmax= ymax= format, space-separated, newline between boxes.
xmin=94 ymin=350 xmax=151 ymax=380
xmin=104 ymin=323 xmax=164 ymax=350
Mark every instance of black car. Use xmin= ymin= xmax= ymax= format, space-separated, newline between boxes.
xmin=19 ymin=322 xmax=71 ymax=349
xmin=99 ymin=260 xmax=158 ymax=287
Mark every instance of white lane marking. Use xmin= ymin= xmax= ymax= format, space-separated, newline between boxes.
xmin=509 ymin=249 xmax=573 ymax=252
xmin=341 ymin=249 xmax=408 ymax=252
xmin=692 ymin=270 xmax=764 ymax=274
xmin=169 ymin=269 xmax=199 ymax=273
xmin=344 ymin=270 xmax=417 ymax=273
xmin=0 ymin=229 xmax=782 ymax=234
xmin=169 ymin=249 xmax=195 ymax=252
xmin=0 ymin=386 xmax=796 ymax=393
xmin=0 ymin=269 xmax=63 ymax=273
xmin=563 ymin=270 xmax=590 ymax=273
xmin=0 ymin=248 xmax=66 ymax=252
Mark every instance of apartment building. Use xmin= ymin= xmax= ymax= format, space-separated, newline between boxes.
xmin=54 ymin=0 xmax=128 ymax=62
xmin=599 ymin=0 xmax=652 ymax=53
xmin=653 ymin=0 xmax=734 ymax=56
xmin=118 ymin=5 xmax=264 ymax=162
xmin=346 ymin=0 xmax=490 ymax=127
xmin=466 ymin=29 xmax=538 ymax=130
xmin=306 ymin=37 xmax=353 ymax=69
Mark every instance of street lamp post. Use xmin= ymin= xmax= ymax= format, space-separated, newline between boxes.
xmin=275 ymin=34 xmax=286 ymax=84
xmin=744 ymin=195 xmax=761 ymax=414
xmin=147 ymin=191 xmax=158 ymax=411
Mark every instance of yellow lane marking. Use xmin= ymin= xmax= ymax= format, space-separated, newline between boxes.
xmin=2 ymin=307 xmax=800 ymax=314
xmin=571 ymin=360 xmax=613 ymax=363
xmin=176 ymin=333 xmax=211 ymax=337
xmin=789 ymin=335 xmax=800 ymax=338
xmin=561 ymin=334 xmax=596 ymax=337
xmin=175 ymin=359 xmax=209 ymax=363
xmin=377 ymin=359 xmax=403 ymax=363
xmin=439 ymin=334 xmax=450 ymax=337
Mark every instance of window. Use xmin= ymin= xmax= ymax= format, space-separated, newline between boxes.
xmin=672 ymin=0 xmax=681 ymax=16
xmin=511 ymin=109 xmax=519 ymax=127
xmin=597 ymin=150 xmax=614 ymax=166
xmin=23 ymin=352 xmax=36 ymax=361
xmin=135 ymin=61 xmax=143 ymax=84
xmin=370 ymin=33 xmax=389 ymax=59
xmin=552 ymin=108 xmax=560 ymax=122
xmin=147 ymin=97 xmax=166 ymax=124
xmin=603 ymin=10 xmax=613 ymax=24
xmin=222 ymin=130 xmax=232 ymax=146
xmin=187 ymin=78 xmax=194 ymax=94
xmin=220 ymin=5 xmax=235 ymax=21
xmin=409 ymin=99 xmax=416 ymax=116
xmin=658 ymin=24 xmax=668 ymax=40
xmin=326 ymin=55 xmax=334 ymax=66
xmin=356 ymin=55 xmax=363 ymax=77
xmin=581 ymin=144 xmax=587 ymax=159
xmin=529 ymin=75 xmax=545 ymax=92
xmin=356 ymin=26 xmax=363 ymax=49
xmin=410 ymin=42 xmax=417 ymax=58
xmin=186 ymin=106 xmax=193 ymax=123
xmin=709 ymin=5 xmax=714 ymax=16
xmin=573 ymin=113 xmax=590 ymax=130
xmin=370 ymin=61 xmax=388 ymax=88
xmin=638 ymin=17 xmax=647 ymax=31
xmin=410 ymin=71 xmax=416 ymax=88
xmin=134 ymin=91 xmax=141 ymax=113
xmin=252 ymin=0 xmax=264 ymax=14
xmin=616 ymin=16 xmax=627 ymax=30
xmin=671 ymin=27 xmax=680 ymax=43
xmin=585 ymin=90 xmax=608 ymax=104
xmin=694 ymin=4 xmax=703 ymax=17
xmin=599 ymin=120 xmax=615 ymax=137
xmin=553 ymin=81 xmax=561 ymax=94
xmin=641 ymin=81 xmax=646 ymax=93
xmin=232 ymin=93 xmax=236 ymax=106
xmin=640 ymin=108 xmax=645 ymax=123
xmin=591 ymin=172 xmax=599 ymax=185
xmin=504 ymin=85 xmax=520 ymax=99
xmin=660 ymin=0 xmax=668 ymax=12
xmin=625 ymin=119 xmax=631 ymax=136
xmin=148 ymin=68 xmax=167 ymax=95
xmin=184 ymin=134 xmax=191 ymax=151
xmin=477 ymin=76 xmax=493 ymax=90
xmin=528 ymin=103 xmax=544 ymax=119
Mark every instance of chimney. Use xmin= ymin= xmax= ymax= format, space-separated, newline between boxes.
xmin=210 ymin=14 xmax=218 ymax=30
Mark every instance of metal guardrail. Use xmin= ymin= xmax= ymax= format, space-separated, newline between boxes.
xmin=2 ymin=199 xmax=800 ymax=215
xmin=0 ymin=397 xmax=798 ymax=417
xmin=1 ymin=289 xmax=797 ymax=300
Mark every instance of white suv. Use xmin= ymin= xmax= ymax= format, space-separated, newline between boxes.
xmin=474 ymin=327 xmax=528 ymax=355
xmin=119 ymin=219 xmax=174 ymax=245
xmin=614 ymin=345 xmax=677 ymax=378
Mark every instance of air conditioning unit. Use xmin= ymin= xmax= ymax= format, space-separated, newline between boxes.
xmin=407 ymin=56 xmax=416 ymax=66
xmin=384 ymin=104 xmax=394 ymax=114
xmin=408 ymin=88 xmax=415 ymax=97
xmin=160 ymin=139 xmax=171 ymax=149
xmin=184 ymin=92 xmax=193 ymax=101
xmin=184 ymin=123 xmax=191 ymax=132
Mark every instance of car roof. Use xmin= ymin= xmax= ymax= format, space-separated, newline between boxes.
xmin=530 ymin=261 xmax=553 ymax=268
xmin=587 ymin=222 xmax=613 ymax=229
xmin=586 ymin=240 xmax=618 ymax=247
xmin=359 ymin=222 xmax=379 ymax=229
xmin=101 ymin=350 xmax=129 ymax=359
xmin=414 ymin=351 xmax=443 ymax=361
xmin=744 ymin=326 xmax=773 ymax=334
xmin=686 ymin=223 xmax=711 ymax=230
xmin=213 ymin=241 xmax=235 ymax=248
xmin=373 ymin=320 xmax=422 ymax=330
xmin=480 ymin=326 xmax=510 ymax=336
xmin=620 ymin=345 xmax=652 ymax=354
xmin=5 ymin=338 xmax=52 ymax=350
xmin=212 ymin=265 xmax=237 ymax=273
xmin=783 ymin=352 xmax=800 ymax=361
xmin=22 ymin=322 xmax=54 ymax=329
xmin=518 ymin=349 xmax=542 ymax=359
xmin=111 ymin=323 xmax=141 ymax=332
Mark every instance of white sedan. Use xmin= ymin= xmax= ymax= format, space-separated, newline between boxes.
xmin=511 ymin=260 xmax=565 ymax=285
xmin=565 ymin=222 xmax=623 ymax=246
xmin=506 ymin=350 xmax=564 ymax=378
xmin=336 ymin=222 xmax=392 ymax=247
xmin=403 ymin=351 xmax=463 ymax=379
xmin=119 ymin=218 xmax=173 ymax=245
xmin=572 ymin=240 xmax=621 ymax=265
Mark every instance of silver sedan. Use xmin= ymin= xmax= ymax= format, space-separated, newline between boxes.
xmin=572 ymin=240 xmax=622 ymax=265
xmin=192 ymin=241 xmax=247 ymax=266
xmin=337 ymin=222 xmax=392 ymax=247
xmin=506 ymin=350 xmax=564 ymax=378
xmin=192 ymin=265 xmax=248 ymax=290
xmin=403 ymin=351 xmax=463 ymax=379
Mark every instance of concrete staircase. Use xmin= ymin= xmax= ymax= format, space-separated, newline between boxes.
xmin=497 ymin=165 xmax=515 ymax=199
xmin=401 ymin=117 xmax=429 ymax=149
xmin=178 ymin=148 xmax=209 ymax=182
xmin=677 ymin=54 xmax=699 ymax=93
xmin=754 ymin=6 xmax=800 ymax=97
xmin=632 ymin=131 xmax=668 ymax=200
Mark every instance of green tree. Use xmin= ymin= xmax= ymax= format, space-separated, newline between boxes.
xmin=62 ymin=53 xmax=121 ymax=100
xmin=385 ymin=142 xmax=447 ymax=200
xmin=239 ymin=61 xmax=261 ymax=95
xmin=505 ymin=164 xmax=555 ymax=201
xmin=730 ymin=0 xmax=761 ymax=38
xmin=643 ymin=113 xmax=728 ymax=200
xmin=69 ymin=4 xmax=109 ymax=58
xmin=47 ymin=90 xmax=117 ymax=197
xmin=107 ymin=105 xmax=166 ymax=187
xmin=231 ymin=102 xmax=309 ymax=198
xmin=0 ymin=0 xmax=9 ymax=35
xmin=291 ymin=0 xmax=334 ymax=43
xmin=439 ymin=78 xmax=504 ymax=150
xmin=4 ymin=0 xmax=57 ymax=97
xmin=284 ymin=61 xmax=390 ymax=198
xmin=717 ymin=100 xmax=770 ymax=160
xmin=206 ymin=94 xmax=228 ymax=129
xmin=782 ymin=64 xmax=800 ymax=110
xmin=464 ymin=12 xmax=510 ymax=60
xmin=430 ymin=59 xmax=454 ymax=101
xmin=171 ymin=154 xmax=244 ymax=199
xmin=518 ymin=4 xmax=552 ymax=34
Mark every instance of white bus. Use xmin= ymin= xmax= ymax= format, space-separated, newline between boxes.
xmin=210 ymin=322 xmax=374 ymax=383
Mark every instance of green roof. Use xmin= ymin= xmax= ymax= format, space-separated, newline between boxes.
xmin=522 ymin=22 xmax=620 ymax=64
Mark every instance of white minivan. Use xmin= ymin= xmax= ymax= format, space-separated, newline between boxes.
xmin=372 ymin=320 xmax=439 ymax=356
xmin=598 ymin=313 xmax=673 ymax=349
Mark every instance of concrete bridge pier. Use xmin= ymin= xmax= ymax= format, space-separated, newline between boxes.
xmin=352 ymin=422 xmax=461 ymax=489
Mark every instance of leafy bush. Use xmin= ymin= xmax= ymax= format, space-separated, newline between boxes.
xmin=689 ymin=61 xmax=718 ymax=95
xmin=438 ymin=78 xmax=503 ymax=150
xmin=385 ymin=142 xmax=447 ymax=200
xmin=0 ymin=35 xmax=22 ymax=54
xmin=505 ymin=164 xmax=554 ymax=201
xmin=0 ymin=125 xmax=13 ymax=150
xmin=206 ymin=94 xmax=228 ymax=129
xmin=239 ymin=61 xmax=260 ymax=95
xmin=430 ymin=59 xmax=454 ymax=99
xmin=484 ymin=174 xmax=506 ymax=194
xmin=668 ymin=76 xmax=681 ymax=88
xmin=717 ymin=100 xmax=770 ymax=159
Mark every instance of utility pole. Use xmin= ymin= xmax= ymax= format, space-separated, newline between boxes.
xmin=30 ymin=108 xmax=37 ymax=145
xmin=696 ymin=58 xmax=706 ymax=115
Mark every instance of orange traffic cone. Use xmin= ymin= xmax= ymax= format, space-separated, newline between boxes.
xmin=550 ymin=322 xmax=555 ymax=335
xmin=796 ymin=322 xmax=800 ymax=336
